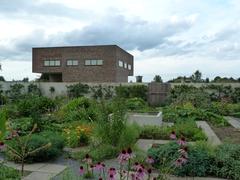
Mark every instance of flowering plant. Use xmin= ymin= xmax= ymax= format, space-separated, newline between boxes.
xmin=63 ymin=124 xmax=92 ymax=148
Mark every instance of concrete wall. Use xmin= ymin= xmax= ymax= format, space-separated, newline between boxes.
xmin=1 ymin=81 xmax=240 ymax=99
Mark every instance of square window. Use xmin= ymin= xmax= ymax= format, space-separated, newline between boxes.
xmin=67 ymin=60 xmax=73 ymax=66
xmin=44 ymin=60 xmax=50 ymax=66
xmin=119 ymin=60 xmax=123 ymax=67
xmin=55 ymin=60 xmax=60 ymax=66
xmin=97 ymin=60 xmax=103 ymax=65
xmin=72 ymin=60 xmax=78 ymax=66
xmin=85 ymin=60 xmax=91 ymax=65
xmin=91 ymin=60 xmax=97 ymax=65
xmin=49 ymin=60 xmax=55 ymax=66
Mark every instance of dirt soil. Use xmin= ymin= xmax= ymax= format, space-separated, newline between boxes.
xmin=211 ymin=125 xmax=240 ymax=144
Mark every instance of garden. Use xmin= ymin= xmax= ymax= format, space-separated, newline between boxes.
xmin=0 ymin=83 xmax=240 ymax=179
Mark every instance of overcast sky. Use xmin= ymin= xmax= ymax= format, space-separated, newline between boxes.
xmin=0 ymin=0 xmax=240 ymax=82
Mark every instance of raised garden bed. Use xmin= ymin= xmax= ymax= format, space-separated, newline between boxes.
xmin=127 ymin=111 xmax=162 ymax=126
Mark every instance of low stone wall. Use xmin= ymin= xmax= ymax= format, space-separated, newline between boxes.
xmin=127 ymin=112 xmax=163 ymax=126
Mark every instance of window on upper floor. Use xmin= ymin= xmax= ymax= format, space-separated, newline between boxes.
xmin=119 ymin=60 xmax=123 ymax=67
xmin=44 ymin=59 xmax=61 ymax=67
xmin=67 ymin=60 xmax=78 ymax=66
xmin=124 ymin=62 xmax=127 ymax=69
xmin=85 ymin=59 xmax=103 ymax=66
xmin=128 ymin=64 xmax=132 ymax=70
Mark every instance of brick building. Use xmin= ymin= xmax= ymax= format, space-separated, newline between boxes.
xmin=32 ymin=45 xmax=133 ymax=82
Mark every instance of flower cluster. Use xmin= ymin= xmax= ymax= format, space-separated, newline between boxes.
xmin=79 ymin=149 xmax=157 ymax=180
xmin=170 ymin=131 xmax=188 ymax=167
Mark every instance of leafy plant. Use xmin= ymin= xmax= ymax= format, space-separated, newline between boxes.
xmin=67 ymin=83 xmax=89 ymax=98
xmin=0 ymin=164 xmax=21 ymax=180
xmin=115 ymin=85 xmax=148 ymax=100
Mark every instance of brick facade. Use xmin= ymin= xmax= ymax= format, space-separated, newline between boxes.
xmin=32 ymin=45 xmax=133 ymax=82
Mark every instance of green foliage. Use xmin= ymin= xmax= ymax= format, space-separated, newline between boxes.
xmin=94 ymin=99 xmax=128 ymax=147
xmin=153 ymin=75 xmax=163 ymax=83
xmin=6 ymin=131 xmax=64 ymax=163
xmin=168 ymin=85 xmax=210 ymax=109
xmin=148 ymin=142 xmax=214 ymax=177
xmin=8 ymin=83 xmax=25 ymax=101
xmin=163 ymin=103 xmax=228 ymax=126
xmin=0 ymin=108 xmax=7 ymax=140
xmin=91 ymin=85 xmax=114 ymax=100
xmin=57 ymin=97 xmax=99 ymax=122
xmin=207 ymin=102 xmax=240 ymax=116
xmin=27 ymin=84 xmax=41 ymax=96
xmin=70 ymin=144 xmax=118 ymax=162
xmin=115 ymin=85 xmax=148 ymax=100
xmin=67 ymin=83 xmax=89 ymax=98
xmin=0 ymin=164 xmax=21 ymax=180
xmin=10 ymin=117 xmax=34 ymax=135
xmin=118 ymin=123 xmax=141 ymax=149
xmin=140 ymin=121 xmax=207 ymax=141
xmin=17 ymin=95 xmax=56 ymax=117
xmin=211 ymin=144 xmax=240 ymax=180
xmin=125 ymin=97 xmax=148 ymax=111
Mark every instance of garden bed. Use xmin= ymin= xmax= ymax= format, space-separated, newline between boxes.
xmin=211 ymin=125 xmax=240 ymax=144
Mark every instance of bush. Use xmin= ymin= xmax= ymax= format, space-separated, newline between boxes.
xmin=163 ymin=103 xmax=228 ymax=126
xmin=17 ymin=95 xmax=56 ymax=117
xmin=207 ymin=102 xmax=240 ymax=116
xmin=115 ymin=85 xmax=148 ymax=100
xmin=0 ymin=164 xmax=20 ymax=180
xmin=67 ymin=83 xmax=89 ymax=98
xmin=211 ymin=144 xmax=240 ymax=180
xmin=6 ymin=131 xmax=64 ymax=163
xmin=57 ymin=97 xmax=100 ymax=122
xmin=10 ymin=117 xmax=34 ymax=135
xmin=140 ymin=121 xmax=207 ymax=141
xmin=70 ymin=144 xmax=119 ymax=162
xmin=148 ymin=142 xmax=214 ymax=177
xmin=125 ymin=97 xmax=148 ymax=111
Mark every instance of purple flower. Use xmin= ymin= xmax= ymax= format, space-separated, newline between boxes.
xmin=146 ymin=156 xmax=154 ymax=164
xmin=118 ymin=149 xmax=130 ymax=163
xmin=136 ymin=167 xmax=145 ymax=180
xmin=83 ymin=154 xmax=92 ymax=164
xmin=79 ymin=166 xmax=84 ymax=175
xmin=175 ymin=158 xmax=183 ymax=167
xmin=95 ymin=162 xmax=104 ymax=171
xmin=107 ymin=168 xmax=116 ymax=180
xmin=178 ymin=146 xmax=188 ymax=157
xmin=0 ymin=141 xmax=5 ymax=151
xmin=170 ymin=131 xmax=177 ymax=140
xmin=177 ymin=137 xmax=187 ymax=146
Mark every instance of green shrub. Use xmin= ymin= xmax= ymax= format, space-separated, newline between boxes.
xmin=211 ymin=144 xmax=240 ymax=180
xmin=70 ymin=144 xmax=118 ymax=162
xmin=0 ymin=164 xmax=21 ymax=180
xmin=10 ymin=117 xmax=34 ymax=135
xmin=115 ymin=85 xmax=148 ymax=100
xmin=17 ymin=95 xmax=56 ymax=117
xmin=207 ymin=102 xmax=240 ymax=116
xmin=67 ymin=83 xmax=89 ymax=98
xmin=148 ymin=142 xmax=214 ymax=177
xmin=163 ymin=103 xmax=228 ymax=126
xmin=125 ymin=97 xmax=148 ymax=111
xmin=6 ymin=131 xmax=64 ymax=163
xmin=57 ymin=97 xmax=100 ymax=122
xmin=140 ymin=121 xmax=207 ymax=141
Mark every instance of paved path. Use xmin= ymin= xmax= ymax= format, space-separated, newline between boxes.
xmin=196 ymin=121 xmax=221 ymax=146
xmin=136 ymin=139 xmax=195 ymax=152
xmin=0 ymin=157 xmax=66 ymax=180
xmin=225 ymin=116 xmax=240 ymax=129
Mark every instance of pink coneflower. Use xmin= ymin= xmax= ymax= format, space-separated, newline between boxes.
xmin=118 ymin=149 xmax=130 ymax=163
xmin=179 ymin=155 xmax=188 ymax=164
xmin=178 ymin=146 xmax=188 ymax=157
xmin=175 ymin=158 xmax=183 ymax=167
xmin=146 ymin=156 xmax=154 ymax=164
xmin=95 ymin=162 xmax=104 ymax=171
xmin=170 ymin=131 xmax=177 ymax=140
xmin=79 ymin=166 xmax=84 ymax=175
xmin=147 ymin=168 xmax=152 ymax=174
xmin=83 ymin=154 xmax=92 ymax=164
xmin=99 ymin=178 xmax=103 ymax=180
xmin=177 ymin=137 xmax=186 ymax=146
xmin=136 ymin=167 xmax=145 ymax=180
xmin=133 ymin=162 xmax=141 ymax=170
xmin=108 ymin=168 xmax=116 ymax=180
xmin=0 ymin=141 xmax=4 ymax=151
xmin=108 ymin=173 xmax=116 ymax=180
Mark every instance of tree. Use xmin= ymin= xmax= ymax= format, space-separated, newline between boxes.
xmin=205 ymin=78 xmax=210 ymax=83
xmin=22 ymin=77 xmax=29 ymax=82
xmin=49 ymin=86 xmax=55 ymax=98
xmin=191 ymin=70 xmax=202 ymax=82
xmin=153 ymin=75 xmax=163 ymax=83
xmin=0 ymin=76 xmax=5 ymax=81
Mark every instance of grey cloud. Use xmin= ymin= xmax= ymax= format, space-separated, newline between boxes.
xmin=0 ymin=0 xmax=89 ymax=19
